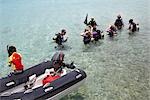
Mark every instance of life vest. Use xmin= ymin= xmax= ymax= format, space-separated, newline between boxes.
xmin=9 ymin=52 xmax=24 ymax=71
xmin=42 ymin=75 xmax=60 ymax=85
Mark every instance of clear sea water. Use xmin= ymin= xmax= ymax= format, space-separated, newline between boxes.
xmin=0 ymin=0 xmax=150 ymax=100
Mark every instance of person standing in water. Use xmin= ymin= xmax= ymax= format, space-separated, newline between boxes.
xmin=128 ymin=19 xmax=139 ymax=32
xmin=7 ymin=46 xmax=24 ymax=74
xmin=88 ymin=17 xmax=98 ymax=29
xmin=114 ymin=15 xmax=124 ymax=30
xmin=107 ymin=25 xmax=117 ymax=37
xmin=53 ymin=29 xmax=68 ymax=48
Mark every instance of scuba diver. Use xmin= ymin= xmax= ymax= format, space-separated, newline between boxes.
xmin=92 ymin=27 xmax=104 ymax=41
xmin=114 ymin=15 xmax=124 ymax=30
xmin=107 ymin=25 xmax=117 ymax=37
xmin=128 ymin=19 xmax=139 ymax=32
xmin=7 ymin=45 xmax=24 ymax=74
xmin=93 ymin=29 xmax=104 ymax=41
xmin=88 ymin=17 xmax=98 ymax=28
xmin=81 ymin=29 xmax=92 ymax=45
xmin=42 ymin=51 xmax=75 ymax=86
xmin=53 ymin=29 xmax=68 ymax=48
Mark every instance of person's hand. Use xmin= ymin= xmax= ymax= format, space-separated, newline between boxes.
xmin=8 ymin=63 xmax=11 ymax=67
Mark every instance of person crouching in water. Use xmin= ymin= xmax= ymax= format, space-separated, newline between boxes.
xmin=8 ymin=46 xmax=24 ymax=75
xmin=53 ymin=29 xmax=68 ymax=48
xmin=114 ymin=15 xmax=124 ymax=30
xmin=128 ymin=19 xmax=139 ymax=32
xmin=107 ymin=25 xmax=117 ymax=37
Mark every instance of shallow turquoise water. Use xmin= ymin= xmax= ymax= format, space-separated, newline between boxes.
xmin=0 ymin=0 xmax=150 ymax=100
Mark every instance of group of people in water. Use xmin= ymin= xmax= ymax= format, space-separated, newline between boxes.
xmin=106 ymin=15 xmax=139 ymax=37
xmin=6 ymin=14 xmax=140 ymax=87
xmin=7 ymin=15 xmax=140 ymax=74
xmin=52 ymin=15 xmax=139 ymax=46
xmin=81 ymin=17 xmax=104 ymax=45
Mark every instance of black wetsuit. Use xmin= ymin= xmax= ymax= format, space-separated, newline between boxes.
xmin=129 ymin=22 xmax=137 ymax=32
xmin=114 ymin=18 xmax=123 ymax=29
xmin=88 ymin=20 xmax=97 ymax=27
xmin=132 ymin=23 xmax=137 ymax=32
xmin=54 ymin=33 xmax=63 ymax=45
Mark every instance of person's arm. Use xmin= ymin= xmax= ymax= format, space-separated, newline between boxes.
xmin=88 ymin=21 xmax=91 ymax=26
xmin=8 ymin=55 xmax=17 ymax=71
xmin=81 ymin=32 xmax=86 ymax=36
xmin=8 ymin=56 xmax=12 ymax=67
xmin=128 ymin=24 xmax=131 ymax=30
xmin=95 ymin=21 xmax=97 ymax=26
xmin=121 ymin=19 xmax=124 ymax=26
xmin=114 ymin=19 xmax=117 ymax=26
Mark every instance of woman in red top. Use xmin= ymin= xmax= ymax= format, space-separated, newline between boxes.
xmin=8 ymin=46 xmax=24 ymax=74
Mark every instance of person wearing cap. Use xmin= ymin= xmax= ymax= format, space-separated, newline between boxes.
xmin=114 ymin=15 xmax=124 ymax=30
xmin=88 ymin=17 xmax=97 ymax=28
xmin=8 ymin=46 xmax=24 ymax=74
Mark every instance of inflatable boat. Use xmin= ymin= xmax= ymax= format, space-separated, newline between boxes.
xmin=0 ymin=61 xmax=86 ymax=100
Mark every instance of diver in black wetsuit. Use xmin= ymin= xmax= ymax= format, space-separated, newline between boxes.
xmin=114 ymin=15 xmax=124 ymax=30
xmin=53 ymin=33 xmax=62 ymax=46
xmin=53 ymin=29 xmax=68 ymax=47
xmin=128 ymin=19 xmax=139 ymax=32
xmin=88 ymin=17 xmax=97 ymax=28
xmin=81 ymin=29 xmax=92 ymax=45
